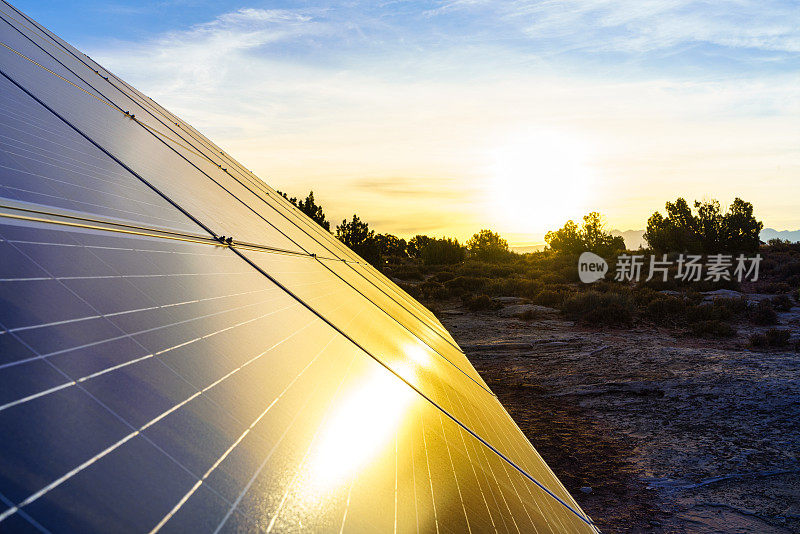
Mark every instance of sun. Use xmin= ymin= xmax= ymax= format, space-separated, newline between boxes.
xmin=486 ymin=130 xmax=595 ymax=236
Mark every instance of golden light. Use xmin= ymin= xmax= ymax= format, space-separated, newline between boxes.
xmin=486 ymin=130 xmax=596 ymax=234
xmin=303 ymin=366 xmax=416 ymax=493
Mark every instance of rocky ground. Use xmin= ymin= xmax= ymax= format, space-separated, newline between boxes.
xmin=438 ymin=297 xmax=800 ymax=533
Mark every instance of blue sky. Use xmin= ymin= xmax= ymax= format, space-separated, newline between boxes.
xmin=12 ymin=0 xmax=800 ymax=244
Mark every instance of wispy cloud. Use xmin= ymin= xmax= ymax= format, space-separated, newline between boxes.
xmin=429 ymin=0 xmax=800 ymax=54
xmin=85 ymin=2 xmax=800 ymax=241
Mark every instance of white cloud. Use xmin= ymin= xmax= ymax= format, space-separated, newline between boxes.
xmin=88 ymin=4 xmax=800 ymax=240
xmin=432 ymin=0 xmax=800 ymax=53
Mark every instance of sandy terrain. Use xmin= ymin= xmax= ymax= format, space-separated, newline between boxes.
xmin=438 ymin=300 xmax=800 ymax=533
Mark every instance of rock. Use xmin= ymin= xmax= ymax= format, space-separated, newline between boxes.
xmin=498 ymin=304 xmax=559 ymax=318
xmin=494 ymin=296 xmax=524 ymax=304
xmin=659 ymin=290 xmax=682 ymax=297
xmin=580 ymin=486 xmax=593 ymax=494
xmin=702 ymin=289 xmax=744 ymax=300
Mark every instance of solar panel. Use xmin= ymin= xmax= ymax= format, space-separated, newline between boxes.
xmin=0 ymin=2 xmax=598 ymax=531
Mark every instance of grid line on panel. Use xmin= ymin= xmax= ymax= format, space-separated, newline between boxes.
xmin=0 ymin=296 xmax=324 ymax=526
xmin=0 ymin=204 xmax=347 ymax=260
xmin=437 ymin=409 xmax=474 ymax=534
xmin=0 ymin=294 xmax=303 ymax=411
xmin=148 ymin=331 xmax=339 ymax=534
xmin=0 ymin=29 xmax=324 ymax=257
xmin=0 ymin=67 xmax=223 ymax=242
xmin=0 ymin=490 xmax=47 ymax=533
xmin=261 ymin=353 xmax=360 ymax=534
xmin=211 ymin=373 xmax=321 ymax=534
xmin=419 ymin=414 xmax=441 ymax=534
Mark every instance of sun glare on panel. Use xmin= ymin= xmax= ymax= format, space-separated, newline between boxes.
xmin=486 ymin=131 xmax=595 ymax=234
xmin=303 ymin=367 xmax=416 ymax=494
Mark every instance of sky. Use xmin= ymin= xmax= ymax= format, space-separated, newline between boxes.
xmin=13 ymin=0 xmax=800 ymax=246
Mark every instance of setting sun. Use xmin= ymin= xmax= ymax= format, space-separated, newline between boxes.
xmin=486 ymin=131 xmax=596 ymax=236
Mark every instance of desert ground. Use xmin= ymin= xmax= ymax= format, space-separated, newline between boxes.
xmin=438 ymin=297 xmax=800 ymax=533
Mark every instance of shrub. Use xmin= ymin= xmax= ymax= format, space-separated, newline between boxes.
xmin=489 ymin=265 xmax=514 ymax=277
xmin=533 ymin=289 xmax=565 ymax=307
xmin=561 ymin=291 xmax=635 ymax=325
xmin=464 ymin=294 xmax=494 ymax=312
xmin=765 ymin=328 xmax=791 ymax=347
xmin=390 ymin=264 xmax=423 ymax=281
xmin=751 ymin=328 xmax=791 ymax=348
xmin=749 ymin=333 xmax=768 ymax=347
xmin=689 ymin=320 xmax=736 ymax=338
xmin=422 ymin=238 xmax=465 ymax=265
xmin=418 ymin=280 xmax=447 ymax=300
xmin=686 ymin=303 xmax=716 ymax=322
xmin=467 ymin=230 xmax=511 ymax=262
xmin=444 ymin=276 xmax=487 ymax=294
xmin=753 ymin=281 xmax=791 ymax=294
xmin=644 ymin=296 xmax=686 ymax=324
xmin=749 ymin=300 xmax=778 ymax=325
xmin=433 ymin=271 xmax=455 ymax=283
xmin=771 ymin=294 xmax=793 ymax=312
xmin=714 ymin=297 xmax=748 ymax=317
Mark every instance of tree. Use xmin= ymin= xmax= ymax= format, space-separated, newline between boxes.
xmin=644 ymin=197 xmax=762 ymax=253
xmin=545 ymin=212 xmax=625 ymax=256
xmin=407 ymin=235 xmax=433 ymax=259
xmin=721 ymin=198 xmax=762 ymax=252
xmin=277 ymin=190 xmax=331 ymax=231
xmin=421 ymin=237 xmax=465 ymax=265
xmin=336 ymin=214 xmax=380 ymax=266
xmin=375 ymin=233 xmax=407 ymax=259
xmin=467 ymin=229 xmax=510 ymax=262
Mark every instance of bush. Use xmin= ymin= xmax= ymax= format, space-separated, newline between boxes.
xmin=444 ymin=276 xmax=487 ymax=295
xmin=533 ymin=289 xmax=565 ymax=307
xmin=714 ymin=297 xmax=748 ymax=317
xmin=422 ymin=238 xmax=465 ymax=265
xmin=464 ymin=294 xmax=494 ymax=312
xmin=561 ymin=291 xmax=635 ymax=325
xmin=751 ymin=328 xmax=791 ymax=348
xmin=467 ymin=230 xmax=511 ymax=262
xmin=749 ymin=333 xmax=767 ymax=347
xmin=433 ymin=271 xmax=455 ymax=283
xmin=689 ymin=320 xmax=736 ymax=338
xmin=765 ymin=328 xmax=791 ymax=347
xmin=418 ymin=280 xmax=447 ymax=300
xmin=644 ymin=296 xmax=686 ymax=324
xmin=749 ymin=300 xmax=778 ymax=325
xmin=771 ymin=294 xmax=793 ymax=312
xmin=390 ymin=264 xmax=423 ymax=281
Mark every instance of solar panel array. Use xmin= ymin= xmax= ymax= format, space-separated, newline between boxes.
xmin=0 ymin=2 xmax=598 ymax=532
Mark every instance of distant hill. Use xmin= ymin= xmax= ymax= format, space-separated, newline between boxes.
xmin=609 ymin=228 xmax=800 ymax=250
xmin=761 ymin=228 xmax=800 ymax=243
xmin=511 ymin=244 xmax=546 ymax=254
xmin=611 ymin=229 xmax=647 ymax=250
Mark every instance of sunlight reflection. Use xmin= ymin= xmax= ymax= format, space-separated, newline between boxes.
xmin=304 ymin=366 xmax=416 ymax=493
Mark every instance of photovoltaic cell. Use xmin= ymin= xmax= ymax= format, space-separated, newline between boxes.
xmin=0 ymin=3 xmax=598 ymax=532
